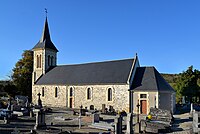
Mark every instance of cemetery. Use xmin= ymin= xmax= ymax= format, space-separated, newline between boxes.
xmin=0 ymin=93 xmax=198 ymax=134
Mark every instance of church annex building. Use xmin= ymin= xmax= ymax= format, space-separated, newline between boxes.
xmin=32 ymin=18 xmax=176 ymax=114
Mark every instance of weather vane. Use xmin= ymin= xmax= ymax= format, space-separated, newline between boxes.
xmin=45 ymin=8 xmax=48 ymax=17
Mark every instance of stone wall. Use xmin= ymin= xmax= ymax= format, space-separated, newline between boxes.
xmin=159 ymin=92 xmax=176 ymax=113
xmin=32 ymin=48 xmax=57 ymax=83
xmin=32 ymin=85 xmax=67 ymax=107
xmin=32 ymin=84 xmax=130 ymax=112
xmin=33 ymin=49 xmax=44 ymax=82
xmin=70 ymin=84 xmax=129 ymax=112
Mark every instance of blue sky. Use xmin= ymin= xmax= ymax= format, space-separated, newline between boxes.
xmin=0 ymin=0 xmax=200 ymax=80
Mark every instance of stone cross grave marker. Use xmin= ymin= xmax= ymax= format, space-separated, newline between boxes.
xmin=37 ymin=93 xmax=42 ymax=108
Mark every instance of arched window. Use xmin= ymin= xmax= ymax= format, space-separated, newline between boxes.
xmin=42 ymin=87 xmax=44 ymax=97
xmin=87 ymin=88 xmax=92 ymax=100
xmin=55 ymin=87 xmax=58 ymax=97
xmin=39 ymin=55 xmax=42 ymax=68
xmin=51 ymin=56 xmax=54 ymax=66
xmin=37 ymin=55 xmax=39 ymax=68
xmin=70 ymin=87 xmax=73 ymax=97
xmin=108 ymin=88 xmax=112 ymax=101
xmin=48 ymin=55 xmax=50 ymax=66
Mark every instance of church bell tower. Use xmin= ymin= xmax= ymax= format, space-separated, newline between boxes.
xmin=32 ymin=17 xmax=58 ymax=83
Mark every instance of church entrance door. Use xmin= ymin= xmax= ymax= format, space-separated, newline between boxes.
xmin=140 ymin=100 xmax=147 ymax=114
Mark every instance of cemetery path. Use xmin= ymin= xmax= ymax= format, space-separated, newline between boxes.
xmin=170 ymin=112 xmax=192 ymax=134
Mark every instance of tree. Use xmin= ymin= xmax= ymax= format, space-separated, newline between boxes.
xmin=175 ymin=66 xmax=200 ymax=103
xmin=0 ymin=80 xmax=18 ymax=97
xmin=12 ymin=50 xmax=33 ymax=100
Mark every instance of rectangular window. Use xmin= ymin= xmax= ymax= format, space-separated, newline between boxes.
xmin=140 ymin=94 xmax=147 ymax=98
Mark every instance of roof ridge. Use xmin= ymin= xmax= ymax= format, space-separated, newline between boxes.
xmin=56 ymin=58 xmax=134 ymax=67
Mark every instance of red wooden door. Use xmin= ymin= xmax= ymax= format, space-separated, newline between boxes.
xmin=140 ymin=100 xmax=147 ymax=114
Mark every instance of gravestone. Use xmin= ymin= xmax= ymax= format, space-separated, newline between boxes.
xmin=37 ymin=93 xmax=42 ymax=108
xmin=4 ymin=117 xmax=9 ymax=124
xmin=34 ymin=94 xmax=45 ymax=130
xmin=190 ymin=103 xmax=194 ymax=115
xmin=7 ymin=98 xmax=11 ymax=110
xmin=34 ymin=110 xmax=46 ymax=130
xmin=182 ymin=96 xmax=186 ymax=104
xmin=79 ymin=110 xmax=81 ymax=129
xmin=192 ymin=111 xmax=199 ymax=133
xmin=109 ymin=105 xmax=114 ymax=112
xmin=149 ymin=107 xmax=173 ymax=122
xmin=102 ymin=104 xmax=106 ymax=113
xmin=114 ymin=115 xmax=122 ymax=134
xmin=134 ymin=122 xmax=140 ymax=133
xmin=25 ymin=100 xmax=29 ymax=108
xmin=11 ymin=105 xmax=14 ymax=112
xmin=92 ymin=113 xmax=100 ymax=123
xmin=30 ymin=110 xmax=34 ymax=117
xmin=90 ymin=105 xmax=94 ymax=110
xmin=16 ymin=98 xmax=20 ymax=105
xmin=126 ymin=113 xmax=133 ymax=134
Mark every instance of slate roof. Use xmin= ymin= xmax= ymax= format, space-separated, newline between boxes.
xmin=132 ymin=67 xmax=175 ymax=92
xmin=33 ymin=17 xmax=58 ymax=52
xmin=35 ymin=58 xmax=135 ymax=85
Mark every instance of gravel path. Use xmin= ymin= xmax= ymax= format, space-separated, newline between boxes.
xmin=170 ymin=112 xmax=192 ymax=134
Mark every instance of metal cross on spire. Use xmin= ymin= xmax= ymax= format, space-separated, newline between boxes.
xmin=45 ymin=8 xmax=48 ymax=17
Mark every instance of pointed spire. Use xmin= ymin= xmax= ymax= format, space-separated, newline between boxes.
xmin=40 ymin=17 xmax=51 ymax=42
xmin=33 ymin=16 xmax=58 ymax=52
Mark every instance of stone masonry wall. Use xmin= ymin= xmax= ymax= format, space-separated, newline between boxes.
xmin=71 ymin=84 xmax=130 ymax=112
xmin=32 ymin=85 xmax=67 ymax=107
xmin=33 ymin=50 xmax=44 ymax=81
xmin=32 ymin=84 xmax=130 ymax=112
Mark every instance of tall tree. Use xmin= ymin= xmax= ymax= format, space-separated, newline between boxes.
xmin=12 ymin=50 xmax=33 ymax=100
xmin=175 ymin=66 xmax=200 ymax=103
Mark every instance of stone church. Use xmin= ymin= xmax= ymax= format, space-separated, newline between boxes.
xmin=32 ymin=17 xmax=176 ymax=114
